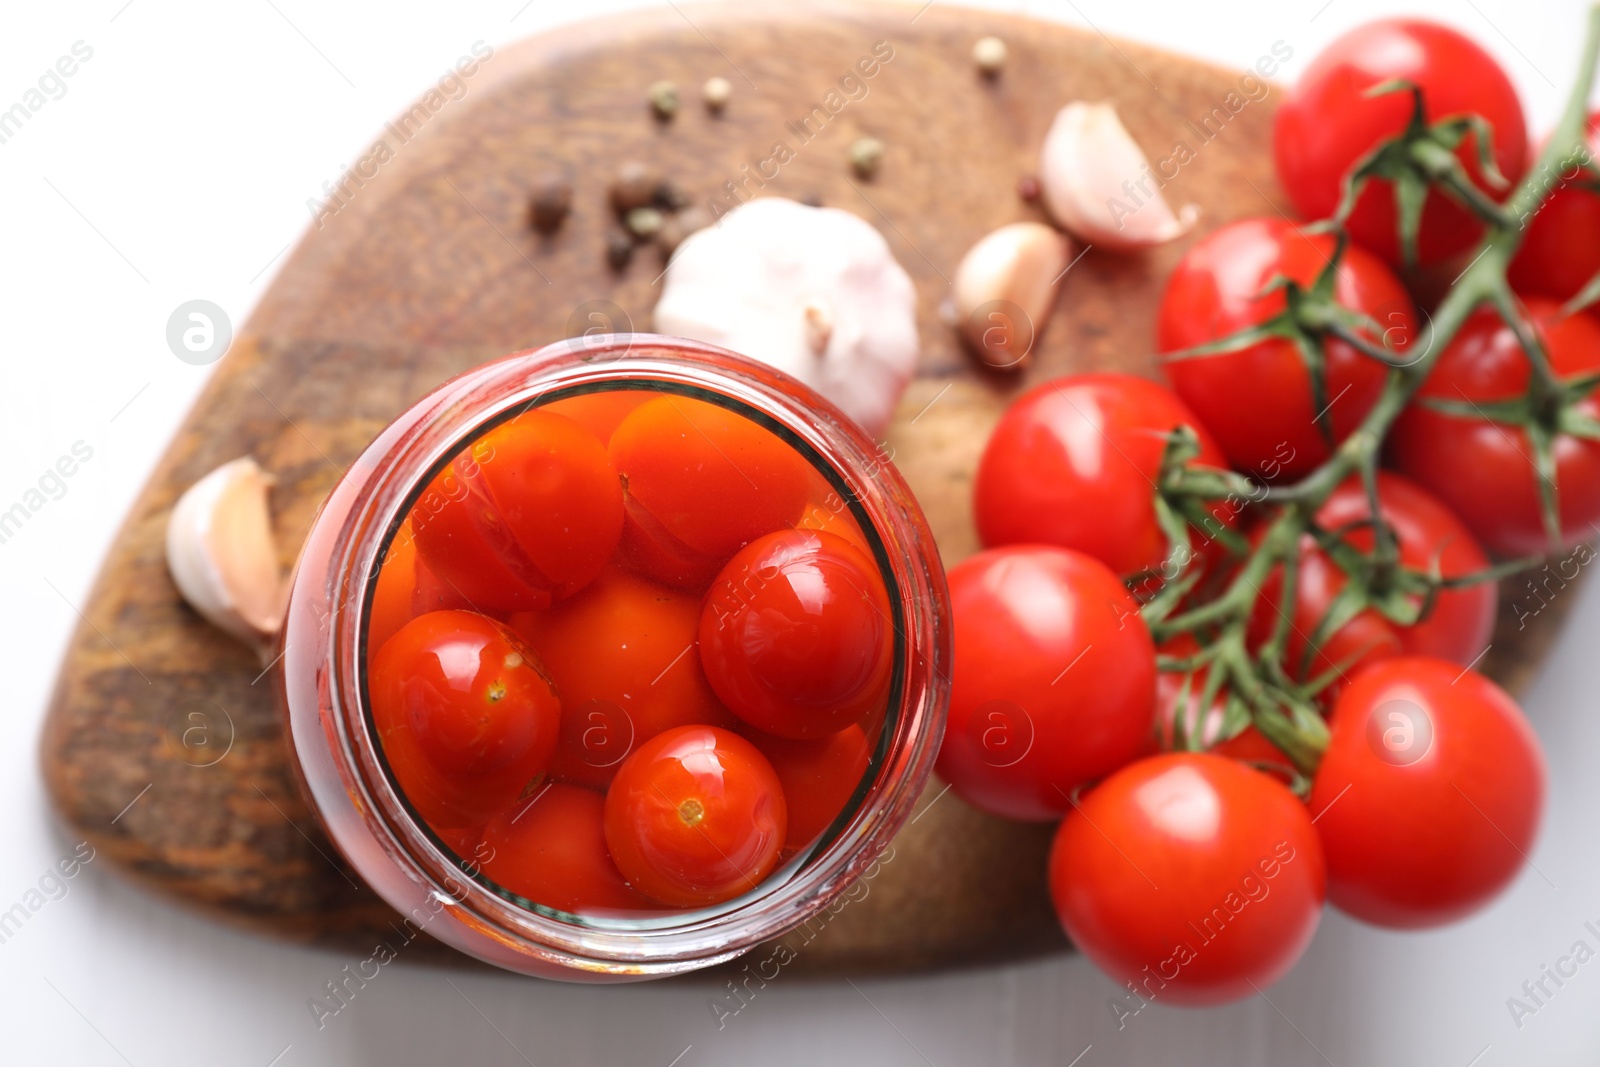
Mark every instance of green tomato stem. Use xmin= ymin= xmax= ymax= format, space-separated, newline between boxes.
xmin=1148 ymin=4 xmax=1600 ymax=770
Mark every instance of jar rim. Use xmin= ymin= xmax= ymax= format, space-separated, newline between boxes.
xmin=291 ymin=333 xmax=950 ymax=975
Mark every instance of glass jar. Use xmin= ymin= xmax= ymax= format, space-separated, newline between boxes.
xmin=278 ymin=334 xmax=949 ymax=980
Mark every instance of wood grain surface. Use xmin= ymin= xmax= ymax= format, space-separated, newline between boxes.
xmin=39 ymin=0 xmax=1576 ymax=975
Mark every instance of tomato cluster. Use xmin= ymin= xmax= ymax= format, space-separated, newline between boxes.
xmin=937 ymin=17 xmax=1580 ymax=1006
xmin=367 ymin=391 xmax=894 ymax=914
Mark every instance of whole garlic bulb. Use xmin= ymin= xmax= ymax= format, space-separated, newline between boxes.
xmin=652 ymin=197 xmax=920 ymax=437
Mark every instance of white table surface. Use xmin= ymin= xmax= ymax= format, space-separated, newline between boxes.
xmin=3 ymin=1 xmax=1597 ymax=1064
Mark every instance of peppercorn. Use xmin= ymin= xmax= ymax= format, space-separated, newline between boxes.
xmin=605 ymin=229 xmax=634 ymax=271
xmin=653 ymin=180 xmax=691 ymax=212
xmin=973 ymin=36 xmax=1008 ymax=77
xmin=849 ymin=136 xmax=885 ymax=179
xmin=610 ymin=162 xmax=660 ymax=214
xmin=703 ymin=76 xmax=732 ymax=113
xmin=626 ymin=206 xmax=664 ymax=241
xmin=528 ymin=172 xmax=572 ymax=234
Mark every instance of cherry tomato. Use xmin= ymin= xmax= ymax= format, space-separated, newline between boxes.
xmin=370 ymin=610 xmax=561 ymax=828
xmin=1313 ymin=472 xmax=1495 ymax=662
xmin=1510 ymin=114 xmax=1600 ymax=301
xmin=542 ymin=389 xmax=648 ymax=446
xmin=796 ymin=495 xmax=874 ymax=557
xmin=1389 ymin=300 xmax=1600 ymax=555
xmin=1153 ymin=635 xmax=1283 ymax=766
xmin=748 ymin=725 xmax=872 ymax=850
xmin=412 ymin=410 xmax=624 ymax=613
xmin=936 ymin=547 xmax=1157 ymax=821
xmin=409 ymin=543 xmax=477 ymax=617
xmin=478 ymin=409 xmax=625 ymax=595
xmin=610 ymin=395 xmax=809 ymax=590
xmin=1158 ymin=218 xmax=1410 ymax=479
xmin=408 ymin=456 xmax=541 ymax=615
xmin=370 ymin=526 xmax=484 ymax=649
xmin=700 ymin=530 xmax=893 ymax=740
xmin=510 ymin=567 xmax=734 ymax=789
xmin=974 ymin=373 xmax=1232 ymax=577
xmin=434 ymin=824 xmax=487 ymax=863
xmin=369 ymin=526 xmax=418 ymax=652
xmin=1249 ymin=472 xmax=1497 ymax=690
xmin=1274 ymin=19 xmax=1528 ymax=267
xmin=604 ymin=725 xmax=787 ymax=907
xmin=1309 ymin=657 xmax=1545 ymax=928
xmin=1248 ymin=521 xmax=1403 ymax=698
xmin=480 ymin=784 xmax=652 ymax=913
xmin=1049 ymin=753 xmax=1325 ymax=1006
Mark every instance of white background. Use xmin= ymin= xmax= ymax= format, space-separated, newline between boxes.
xmin=3 ymin=0 xmax=1598 ymax=1064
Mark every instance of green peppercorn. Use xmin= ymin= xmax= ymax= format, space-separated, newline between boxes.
xmin=626 ymin=206 xmax=664 ymax=241
xmin=849 ymin=136 xmax=885 ymax=179
xmin=648 ymin=80 xmax=679 ymax=121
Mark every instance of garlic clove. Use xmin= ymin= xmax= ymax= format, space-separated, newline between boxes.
xmin=166 ymin=457 xmax=286 ymax=649
xmin=952 ymin=221 xmax=1070 ymax=371
xmin=1039 ymin=101 xmax=1199 ymax=250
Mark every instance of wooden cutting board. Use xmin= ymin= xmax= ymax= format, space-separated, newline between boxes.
xmin=39 ymin=0 xmax=1576 ymax=975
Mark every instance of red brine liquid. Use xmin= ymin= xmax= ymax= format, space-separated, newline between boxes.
xmin=364 ymin=387 xmax=894 ymax=916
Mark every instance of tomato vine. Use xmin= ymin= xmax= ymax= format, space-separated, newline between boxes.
xmin=1145 ymin=4 xmax=1600 ymax=776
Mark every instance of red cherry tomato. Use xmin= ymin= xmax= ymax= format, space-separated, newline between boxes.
xmin=974 ymin=373 xmax=1232 ymax=577
xmin=1510 ymin=114 xmax=1600 ymax=301
xmin=604 ymin=725 xmax=787 ymax=907
xmin=1274 ymin=19 xmax=1527 ymax=267
xmin=1049 ymin=753 xmax=1326 ymax=1006
xmin=1158 ymin=218 xmax=1410 ymax=479
xmin=936 ymin=547 xmax=1157 ymax=821
xmin=477 ymin=410 xmax=624 ymax=596
xmin=370 ymin=526 xmax=483 ymax=649
xmin=542 ymin=389 xmax=648 ymax=447
xmin=434 ymin=823 xmax=487 ymax=863
xmin=409 ymin=456 xmax=542 ymax=615
xmin=409 ymin=542 xmax=478 ymax=617
xmin=369 ymin=527 xmax=418 ymax=652
xmin=1249 ymin=472 xmax=1497 ymax=689
xmin=1153 ymin=635 xmax=1284 ymax=766
xmin=413 ymin=410 xmax=624 ymax=613
xmin=479 ymin=784 xmax=652 ymax=913
xmin=370 ymin=610 xmax=561 ymax=828
xmin=1314 ymin=472 xmax=1495 ymax=662
xmin=1309 ymin=658 xmax=1545 ymax=928
xmin=1389 ymin=300 xmax=1600 ymax=555
xmin=796 ymin=495 xmax=874 ymax=558
xmin=510 ymin=567 xmax=734 ymax=789
xmin=700 ymin=530 xmax=893 ymax=740
xmin=748 ymin=725 xmax=872 ymax=850
xmin=1248 ymin=521 xmax=1403 ymax=698
xmin=610 ymin=395 xmax=810 ymax=590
